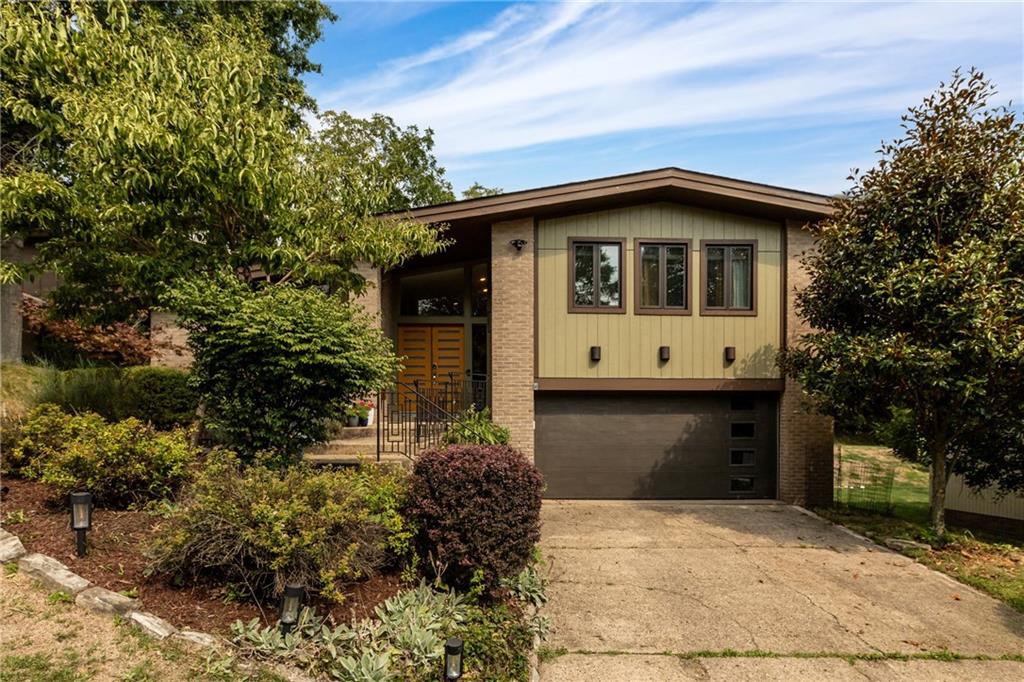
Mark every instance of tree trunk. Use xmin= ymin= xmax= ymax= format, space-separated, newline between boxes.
xmin=929 ymin=439 xmax=948 ymax=537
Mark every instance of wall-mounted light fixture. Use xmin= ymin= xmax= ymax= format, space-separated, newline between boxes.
xmin=70 ymin=491 xmax=92 ymax=557
xmin=279 ymin=583 xmax=305 ymax=635
xmin=590 ymin=346 xmax=601 ymax=362
xmin=509 ymin=238 xmax=527 ymax=251
xmin=724 ymin=346 xmax=736 ymax=363
xmin=659 ymin=346 xmax=671 ymax=362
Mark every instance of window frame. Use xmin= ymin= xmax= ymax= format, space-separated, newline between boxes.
xmin=699 ymin=239 xmax=758 ymax=316
xmin=567 ymin=237 xmax=627 ymax=314
xmin=633 ymin=238 xmax=692 ymax=316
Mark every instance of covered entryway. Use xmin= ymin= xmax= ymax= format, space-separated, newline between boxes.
xmin=535 ymin=393 xmax=777 ymax=499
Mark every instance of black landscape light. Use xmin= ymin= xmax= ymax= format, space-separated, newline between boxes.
xmin=279 ymin=583 xmax=305 ymax=635
xmin=444 ymin=637 xmax=464 ymax=680
xmin=69 ymin=491 xmax=92 ymax=557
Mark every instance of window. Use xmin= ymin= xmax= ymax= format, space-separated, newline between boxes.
xmin=701 ymin=241 xmax=756 ymax=315
xmin=569 ymin=239 xmax=624 ymax=312
xmin=635 ymin=240 xmax=691 ymax=314
xmin=400 ymin=267 xmax=464 ymax=316
xmin=730 ymin=422 xmax=756 ymax=439
xmin=730 ymin=477 xmax=755 ymax=493
xmin=730 ymin=449 xmax=756 ymax=466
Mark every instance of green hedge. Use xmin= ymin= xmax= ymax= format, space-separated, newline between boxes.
xmin=34 ymin=366 xmax=196 ymax=429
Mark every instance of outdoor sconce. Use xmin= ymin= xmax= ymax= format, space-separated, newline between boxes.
xmin=279 ymin=583 xmax=305 ymax=635
xmin=509 ymin=238 xmax=527 ymax=252
xmin=444 ymin=637 xmax=464 ymax=680
xmin=724 ymin=346 xmax=736 ymax=363
xmin=659 ymin=346 xmax=671 ymax=362
xmin=69 ymin=491 xmax=93 ymax=557
xmin=590 ymin=346 xmax=601 ymax=362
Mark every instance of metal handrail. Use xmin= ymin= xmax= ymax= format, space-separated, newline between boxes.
xmin=376 ymin=377 xmax=490 ymax=462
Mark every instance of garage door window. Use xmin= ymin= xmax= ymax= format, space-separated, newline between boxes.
xmin=730 ymin=477 xmax=755 ymax=493
xmin=570 ymin=239 xmax=625 ymax=313
xmin=701 ymin=240 xmax=757 ymax=316
xmin=730 ymin=449 xmax=756 ymax=466
xmin=730 ymin=422 xmax=756 ymax=439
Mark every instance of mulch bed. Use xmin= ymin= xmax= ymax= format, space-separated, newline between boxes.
xmin=1 ymin=477 xmax=403 ymax=634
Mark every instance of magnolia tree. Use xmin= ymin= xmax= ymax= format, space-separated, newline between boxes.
xmin=780 ymin=70 xmax=1024 ymax=534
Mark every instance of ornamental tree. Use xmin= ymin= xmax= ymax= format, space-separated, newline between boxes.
xmin=1 ymin=1 xmax=442 ymax=323
xmin=168 ymin=277 xmax=400 ymax=464
xmin=780 ymin=70 xmax=1024 ymax=535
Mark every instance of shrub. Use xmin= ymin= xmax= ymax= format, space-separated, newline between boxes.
xmin=147 ymin=452 xmax=413 ymax=603
xmin=408 ymin=445 xmax=543 ymax=591
xmin=9 ymin=404 xmax=195 ymax=506
xmin=119 ymin=367 xmax=197 ymax=429
xmin=168 ymin=277 xmax=400 ymax=463
xmin=443 ymin=406 xmax=510 ymax=445
xmin=36 ymin=367 xmax=124 ymax=419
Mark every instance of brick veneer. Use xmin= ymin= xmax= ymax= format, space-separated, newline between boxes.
xmin=490 ymin=218 xmax=536 ymax=460
xmin=779 ymin=220 xmax=834 ymax=506
xmin=352 ymin=261 xmax=382 ymax=326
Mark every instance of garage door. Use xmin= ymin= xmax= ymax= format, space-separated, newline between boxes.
xmin=535 ymin=393 xmax=777 ymax=499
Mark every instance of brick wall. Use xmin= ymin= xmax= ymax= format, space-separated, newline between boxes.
xmin=779 ymin=220 xmax=834 ymax=506
xmin=150 ymin=311 xmax=193 ymax=369
xmin=490 ymin=218 xmax=535 ymax=460
xmin=352 ymin=261 xmax=382 ymax=325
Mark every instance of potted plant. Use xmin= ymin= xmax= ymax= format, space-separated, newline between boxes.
xmin=356 ymin=400 xmax=373 ymax=427
xmin=344 ymin=404 xmax=360 ymax=428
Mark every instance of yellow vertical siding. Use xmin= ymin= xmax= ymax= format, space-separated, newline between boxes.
xmin=537 ymin=202 xmax=782 ymax=379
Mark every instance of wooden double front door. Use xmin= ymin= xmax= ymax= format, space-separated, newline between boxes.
xmin=397 ymin=324 xmax=465 ymax=387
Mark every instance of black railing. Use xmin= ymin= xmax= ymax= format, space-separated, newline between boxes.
xmin=376 ymin=377 xmax=489 ymax=461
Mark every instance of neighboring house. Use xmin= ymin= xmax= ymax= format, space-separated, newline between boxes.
xmin=945 ymin=476 xmax=1024 ymax=540
xmin=370 ymin=167 xmax=835 ymax=505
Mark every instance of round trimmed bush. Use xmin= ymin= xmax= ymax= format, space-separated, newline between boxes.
xmin=408 ymin=444 xmax=543 ymax=591
xmin=119 ymin=367 xmax=197 ymax=429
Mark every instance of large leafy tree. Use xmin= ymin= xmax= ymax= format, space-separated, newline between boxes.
xmin=780 ymin=70 xmax=1024 ymax=534
xmin=1 ymin=1 xmax=441 ymax=323
xmin=462 ymin=182 xmax=503 ymax=199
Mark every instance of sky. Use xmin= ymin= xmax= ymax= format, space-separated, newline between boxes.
xmin=304 ymin=1 xmax=1024 ymax=197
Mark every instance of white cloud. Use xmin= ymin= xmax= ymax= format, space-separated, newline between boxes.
xmin=316 ymin=1 xmax=1023 ymax=160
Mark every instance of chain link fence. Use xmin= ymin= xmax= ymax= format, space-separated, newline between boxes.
xmin=834 ymin=446 xmax=896 ymax=513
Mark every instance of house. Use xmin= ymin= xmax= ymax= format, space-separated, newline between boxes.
xmin=363 ymin=167 xmax=835 ymax=505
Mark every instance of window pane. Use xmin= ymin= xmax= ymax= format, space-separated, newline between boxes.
xmin=706 ymin=247 xmax=725 ymax=307
xmin=598 ymin=244 xmax=620 ymax=307
xmin=573 ymin=244 xmax=594 ymax=306
xmin=471 ymin=263 xmax=489 ymax=316
xmin=640 ymin=245 xmax=660 ymax=307
xmin=399 ymin=267 xmax=464 ymax=316
xmin=730 ymin=246 xmax=752 ymax=309
xmin=665 ymin=246 xmax=686 ymax=307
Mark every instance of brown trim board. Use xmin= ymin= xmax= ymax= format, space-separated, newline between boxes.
xmin=535 ymin=378 xmax=784 ymax=392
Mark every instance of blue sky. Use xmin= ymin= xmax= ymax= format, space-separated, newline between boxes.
xmin=305 ymin=1 xmax=1024 ymax=196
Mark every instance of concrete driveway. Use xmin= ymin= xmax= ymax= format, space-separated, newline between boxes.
xmin=539 ymin=501 xmax=1024 ymax=681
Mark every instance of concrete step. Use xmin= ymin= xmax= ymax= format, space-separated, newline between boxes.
xmin=332 ymin=426 xmax=375 ymax=441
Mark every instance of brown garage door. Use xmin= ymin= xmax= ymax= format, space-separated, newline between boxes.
xmin=535 ymin=393 xmax=777 ymax=499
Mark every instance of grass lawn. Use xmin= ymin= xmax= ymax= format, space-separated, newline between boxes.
xmin=819 ymin=438 xmax=1024 ymax=613
xmin=0 ymin=568 xmax=284 ymax=681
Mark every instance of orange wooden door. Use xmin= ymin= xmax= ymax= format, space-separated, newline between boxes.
xmin=397 ymin=325 xmax=465 ymax=406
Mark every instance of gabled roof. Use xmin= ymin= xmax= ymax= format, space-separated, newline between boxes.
xmin=393 ymin=167 xmax=833 ymax=225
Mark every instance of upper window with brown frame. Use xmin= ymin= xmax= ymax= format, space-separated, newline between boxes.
xmin=634 ymin=239 xmax=691 ymax=315
xmin=701 ymin=240 xmax=757 ymax=316
xmin=569 ymin=239 xmax=625 ymax=313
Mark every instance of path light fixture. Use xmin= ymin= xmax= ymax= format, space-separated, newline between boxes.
xmin=444 ymin=637 xmax=464 ymax=680
xmin=69 ymin=491 xmax=92 ymax=557
xmin=509 ymin=238 xmax=527 ymax=252
xmin=279 ymin=583 xmax=305 ymax=635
